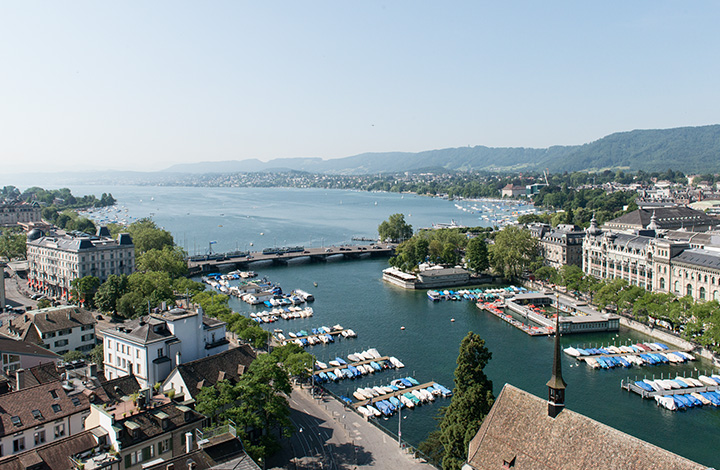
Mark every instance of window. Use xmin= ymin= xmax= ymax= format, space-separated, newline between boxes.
xmin=700 ymin=287 xmax=706 ymax=300
xmin=54 ymin=339 xmax=69 ymax=347
xmin=31 ymin=409 xmax=43 ymax=420
xmin=159 ymin=438 xmax=172 ymax=453
xmin=34 ymin=430 xmax=46 ymax=445
xmin=12 ymin=437 xmax=24 ymax=453
xmin=10 ymin=416 xmax=22 ymax=427
xmin=50 ymin=389 xmax=59 ymax=399
xmin=687 ymin=284 xmax=693 ymax=297
xmin=157 ymin=349 xmax=165 ymax=358
xmin=71 ymin=396 xmax=81 ymax=407
xmin=52 ymin=404 xmax=61 ymax=413
xmin=54 ymin=423 xmax=65 ymax=438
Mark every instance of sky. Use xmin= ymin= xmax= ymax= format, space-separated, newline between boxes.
xmin=1 ymin=1 xmax=719 ymax=174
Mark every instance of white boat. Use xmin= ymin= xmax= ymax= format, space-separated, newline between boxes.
xmin=412 ymin=390 xmax=426 ymax=402
xmin=654 ymin=395 xmax=677 ymax=411
xmin=366 ymin=405 xmax=381 ymax=417
xmin=353 ymin=390 xmax=367 ymax=401
xmin=400 ymin=395 xmax=415 ymax=408
xmin=372 ymin=386 xmax=384 ymax=396
xmin=357 ymin=406 xmax=372 ymax=418
xmin=563 ymin=347 xmax=581 ymax=357
xmin=316 ymin=361 xmax=327 ymax=370
xmin=389 ymin=357 xmax=405 ymax=368
xmin=692 ymin=392 xmax=711 ymax=405
xmin=363 ymin=387 xmax=376 ymax=398
xmin=329 ymin=360 xmax=341 ymax=367
xmin=699 ymin=375 xmax=718 ymax=387
xmin=686 ymin=377 xmax=704 ymax=387
xmin=367 ymin=348 xmax=381 ymax=359
xmin=585 ymin=357 xmax=600 ymax=369
xmin=348 ymin=353 xmax=361 ymax=362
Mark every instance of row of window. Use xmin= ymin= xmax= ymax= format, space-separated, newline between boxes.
xmin=7 ymin=423 xmax=65 ymax=455
xmin=124 ymin=438 xmax=172 ymax=468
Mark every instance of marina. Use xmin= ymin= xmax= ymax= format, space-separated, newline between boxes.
xmin=274 ymin=325 xmax=357 ymax=347
xmin=622 ymin=373 xmax=720 ymax=411
xmin=63 ymin=185 xmax=720 ymax=468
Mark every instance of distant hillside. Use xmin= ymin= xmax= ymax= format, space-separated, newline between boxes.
xmin=164 ymin=124 xmax=720 ymax=175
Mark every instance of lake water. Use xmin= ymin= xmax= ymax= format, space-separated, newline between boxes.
xmin=68 ymin=185 xmax=719 ymax=467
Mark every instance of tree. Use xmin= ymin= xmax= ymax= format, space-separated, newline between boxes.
xmin=136 ymin=245 xmax=188 ymax=278
xmin=90 ymin=344 xmax=104 ymax=368
xmin=63 ymin=350 xmax=86 ymax=362
xmin=94 ymin=274 xmax=129 ymax=314
xmin=71 ymin=276 xmax=101 ymax=308
xmin=489 ymin=226 xmax=538 ymax=280
xmin=560 ymin=265 xmax=585 ymax=292
xmin=422 ymin=332 xmax=495 ymax=470
xmin=533 ymin=266 xmax=559 ymax=284
xmin=0 ymin=228 xmax=26 ymax=261
xmin=378 ymin=213 xmax=413 ymax=243
xmin=37 ymin=298 xmax=52 ymax=309
xmin=465 ymin=237 xmax=489 ymax=274
xmin=126 ymin=218 xmax=175 ymax=254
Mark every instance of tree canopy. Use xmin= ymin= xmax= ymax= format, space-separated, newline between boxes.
xmin=489 ymin=226 xmax=539 ymax=280
xmin=378 ymin=213 xmax=413 ymax=243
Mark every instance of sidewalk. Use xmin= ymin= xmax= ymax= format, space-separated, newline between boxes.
xmin=267 ymin=385 xmax=436 ymax=469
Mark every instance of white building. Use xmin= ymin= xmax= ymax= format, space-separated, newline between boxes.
xmin=26 ymin=226 xmax=135 ymax=302
xmin=101 ymin=307 xmax=228 ymax=388
xmin=0 ymin=202 xmax=41 ymax=227
xmin=0 ymin=305 xmax=96 ymax=355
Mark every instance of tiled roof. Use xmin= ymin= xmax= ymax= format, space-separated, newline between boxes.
xmin=466 ymin=384 xmax=705 ymax=470
xmin=673 ymin=248 xmax=720 ymax=270
xmin=0 ymin=381 xmax=91 ymax=437
xmin=99 ymin=374 xmax=141 ymax=403
xmin=102 ymin=316 xmax=173 ymax=344
xmin=0 ymin=335 xmax=60 ymax=359
xmin=0 ymin=430 xmax=99 ymax=470
xmin=113 ymin=402 xmax=204 ymax=448
xmin=172 ymin=346 xmax=255 ymax=399
xmin=0 ymin=306 xmax=94 ymax=339
xmin=607 ymin=207 xmax=716 ymax=229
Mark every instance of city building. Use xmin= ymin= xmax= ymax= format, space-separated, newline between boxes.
xmin=0 ymin=306 xmax=96 ymax=355
xmin=0 ymin=334 xmax=60 ymax=375
xmin=83 ymin=393 xmax=206 ymax=470
xmin=0 ymin=380 xmax=92 ymax=459
xmin=382 ymin=265 xmax=470 ymax=289
xmin=0 ymin=202 xmax=41 ymax=227
xmin=500 ymin=184 xmax=526 ymax=198
xmin=464 ymin=317 xmax=704 ymax=470
xmin=582 ymin=216 xmax=720 ymax=302
xmin=0 ymin=429 xmax=105 ymax=470
xmin=537 ymin=224 xmax=585 ymax=269
xmin=101 ymin=307 xmax=228 ymax=388
xmin=26 ymin=226 xmax=134 ymax=301
xmin=161 ymin=345 xmax=256 ymax=402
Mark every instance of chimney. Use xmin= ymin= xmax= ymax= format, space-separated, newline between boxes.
xmin=161 ymin=301 xmax=167 ymax=311
xmin=185 ymin=432 xmax=193 ymax=454
xmin=175 ymin=352 xmax=182 ymax=368
xmin=45 ymin=313 xmax=49 ymax=321
xmin=15 ymin=369 xmax=26 ymax=391
xmin=67 ymin=310 xmax=72 ymax=320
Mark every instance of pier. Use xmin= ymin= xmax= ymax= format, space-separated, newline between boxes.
xmin=276 ymin=328 xmax=356 ymax=347
xmin=477 ymin=302 xmax=551 ymax=336
xmin=578 ymin=348 xmax=693 ymax=362
xmin=314 ymin=356 xmax=391 ymax=376
xmin=188 ymin=244 xmax=396 ymax=275
xmin=351 ymin=381 xmax=439 ymax=408
xmin=621 ymin=377 xmax=720 ymax=398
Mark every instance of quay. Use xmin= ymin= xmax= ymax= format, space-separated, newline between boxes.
xmin=314 ymin=356 xmax=391 ymax=376
xmin=188 ymin=244 xmax=395 ymax=275
xmin=351 ymin=381 xmax=439 ymax=409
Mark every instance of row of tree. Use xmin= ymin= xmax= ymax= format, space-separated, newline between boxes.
xmin=534 ymin=265 xmax=720 ymax=353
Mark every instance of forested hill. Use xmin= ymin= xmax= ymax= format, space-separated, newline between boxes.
xmin=165 ymin=124 xmax=720 ymax=175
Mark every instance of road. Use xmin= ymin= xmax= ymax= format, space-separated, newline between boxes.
xmin=2 ymin=269 xmax=37 ymax=312
xmin=267 ymin=385 xmax=436 ymax=470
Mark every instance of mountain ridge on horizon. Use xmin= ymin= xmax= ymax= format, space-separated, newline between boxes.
xmin=162 ymin=124 xmax=720 ymax=175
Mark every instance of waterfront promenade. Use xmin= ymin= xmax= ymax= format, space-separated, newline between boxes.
xmin=267 ymin=385 xmax=436 ymax=470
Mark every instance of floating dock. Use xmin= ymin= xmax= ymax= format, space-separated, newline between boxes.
xmin=276 ymin=328 xmax=356 ymax=347
xmin=351 ymin=381 xmax=440 ymax=408
xmin=314 ymin=356 xmax=391 ymax=376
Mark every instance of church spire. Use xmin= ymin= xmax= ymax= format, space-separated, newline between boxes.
xmin=547 ymin=298 xmax=566 ymax=418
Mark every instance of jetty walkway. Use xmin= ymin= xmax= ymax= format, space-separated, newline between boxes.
xmin=188 ymin=244 xmax=396 ymax=275
xmin=314 ymin=356 xmax=391 ymax=376
xmin=351 ymin=381 xmax=439 ymax=409
xmin=579 ymin=348 xmax=692 ymax=362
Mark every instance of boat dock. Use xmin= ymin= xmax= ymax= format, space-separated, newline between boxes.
xmin=314 ymin=356 xmax=391 ymax=375
xmin=578 ymin=348 xmax=693 ymax=362
xmin=351 ymin=381 xmax=439 ymax=408
xmin=621 ymin=378 xmax=719 ymax=398
xmin=477 ymin=302 xmax=551 ymax=336
xmin=276 ymin=328 xmax=356 ymax=347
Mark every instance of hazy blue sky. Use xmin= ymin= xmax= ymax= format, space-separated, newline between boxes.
xmin=2 ymin=2 xmax=719 ymax=173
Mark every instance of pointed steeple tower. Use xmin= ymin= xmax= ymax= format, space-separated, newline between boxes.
xmin=647 ymin=210 xmax=658 ymax=232
xmin=547 ymin=303 xmax=566 ymax=418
